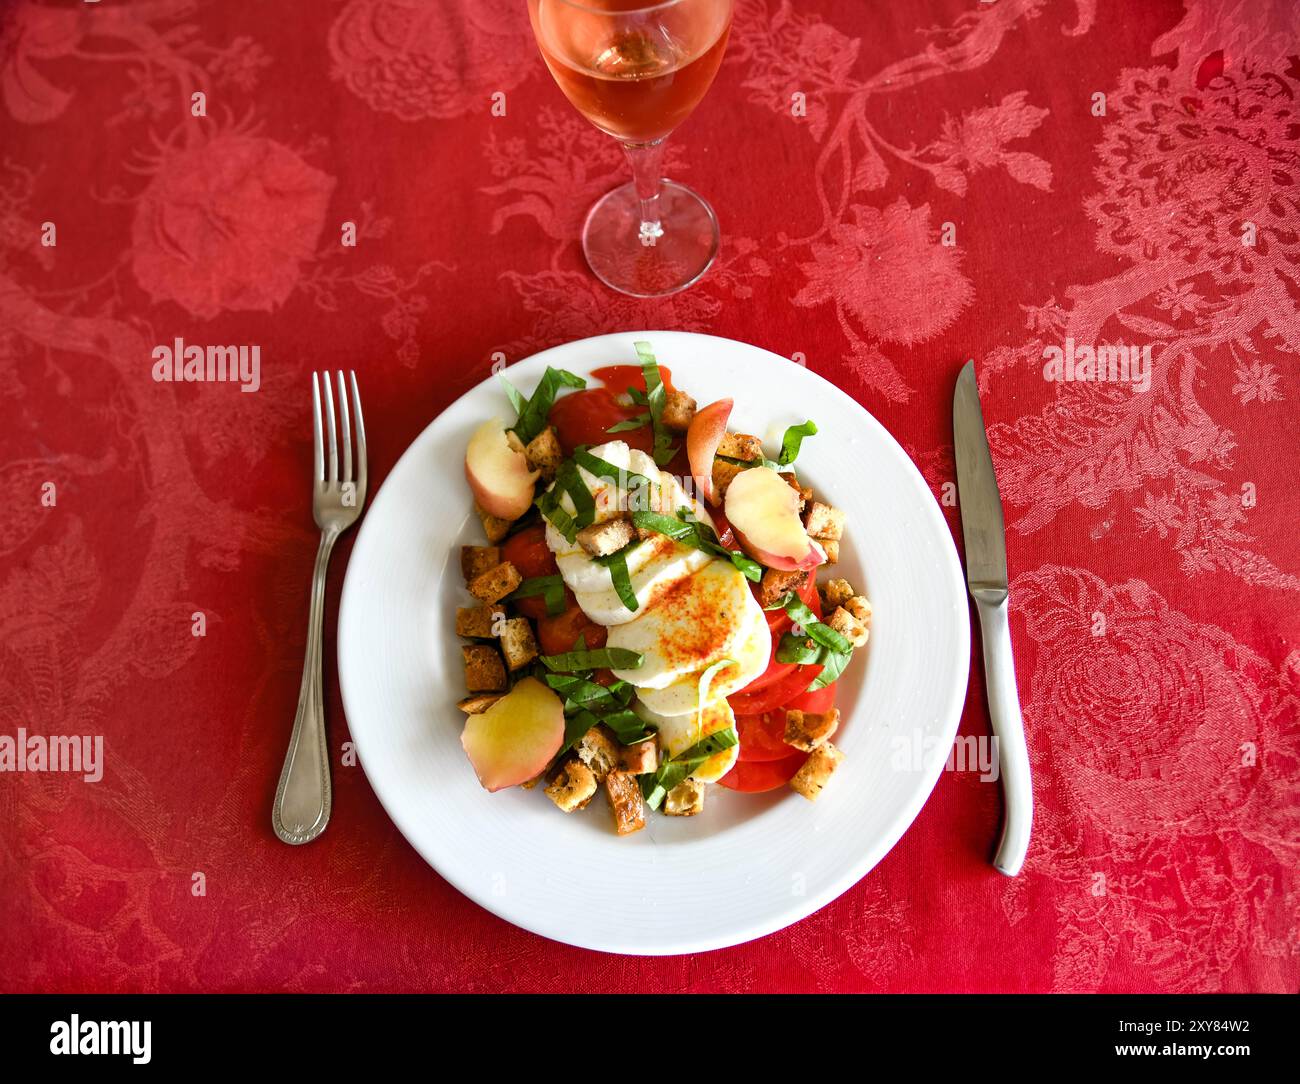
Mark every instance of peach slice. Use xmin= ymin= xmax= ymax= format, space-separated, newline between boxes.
xmin=724 ymin=465 xmax=825 ymax=571
xmin=465 ymin=417 xmax=539 ymax=521
xmin=461 ymin=677 xmax=565 ymax=792
xmin=686 ymin=398 xmax=733 ymax=504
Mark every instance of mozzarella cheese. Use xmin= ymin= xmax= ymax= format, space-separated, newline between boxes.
xmin=635 ymin=697 xmax=740 ymax=784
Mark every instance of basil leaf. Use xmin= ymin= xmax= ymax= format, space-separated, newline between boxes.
xmin=630 ymin=509 xmax=693 ymax=541
xmin=543 ymin=674 xmax=627 ymax=715
xmin=560 ymin=709 xmax=599 ymax=756
xmin=633 ymin=341 xmax=677 ymax=466
xmin=808 ymin=649 xmax=851 ymax=690
xmin=510 ymin=367 xmax=586 ymax=444
xmin=606 ymin=413 xmax=650 ymax=434
xmin=594 ymin=546 xmax=639 ymax=612
xmin=778 ymin=420 xmax=818 ymax=466
xmin=642 ymin=727 xmax=740 ymax=810
xmin=498 ymin=374 xmax=526 ymax=415
xmin=535 ymin=487 xmax=576 ymax=543
xmin=630 ymin=509 xmax=762 ymax=582
xmin=507 ymin=574 xmax=567 ymax=617
xmin=555 ymin=460 xmax=595 ymax=530
xmin=784 ymin=597 xmax=854 ymax=655
xmin=776 ymin=633 xmax=822 ymax=665
xmin=599 ymin=708 xmax=652 ymax=745
xmin=541 ymin=647 xmax=645 ymax=672
xmin=571 ymin=447 xmax=653 ymax=494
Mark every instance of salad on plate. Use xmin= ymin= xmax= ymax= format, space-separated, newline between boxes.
xmin=455 ymin=342 xmax=871 ymax=834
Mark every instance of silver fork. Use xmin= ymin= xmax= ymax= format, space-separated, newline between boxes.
xmin=273 ymin=371 xmax=367 ymax=845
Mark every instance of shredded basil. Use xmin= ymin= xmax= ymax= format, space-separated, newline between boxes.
xmin=808 ymin=649 xmax=851 ymax=690
xmin=507 ymin=574 xmax=567 ymax=617
xmin=541 ymin=647 xmax=644 ymax=672
xmin=498 ymin=375 xmax=526 ymax=416
xmin=593 ymin=545 xmax=639 ymax=611
xmin=631 ymin=508 xmax=762 ymax=583
xmin=535 ymin=487 xmax=576 ymax=543
xmin=773 ymin=595 xmax=855 ymax=691
xmin=571 ymin=447 xmax=653 ymax=495
xmin=778 ymin=420 xmax=818 ymax=466
xmin=642 ymin=727 xmax=739 ymax=810
xmin=776 ymin=633 xmax=823 ymax=665
xmin=783 ymin=597 xmax=854 ymax=655
xmin=633 ymin=341 xmax=677 ymax=466
xmin=507 ymin=367 xmax=586 ymax=445
xmin=606 ymin=413 xmax=649 ymax=434
xmin=555 ymin=461 xmax=595 ymax=530
xmin=544 ymin=673 xmax=628 ymax=715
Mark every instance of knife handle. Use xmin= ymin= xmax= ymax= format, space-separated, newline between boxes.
xmin=972 ymin=590 xmax=1033 ymax=876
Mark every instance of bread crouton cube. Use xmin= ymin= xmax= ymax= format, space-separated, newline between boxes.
xmin=456 ymin=604 xmax=505 ymax=639
xmin=783 ymin=472 xmax=812 ymax=512
xmin=618 ymin=738 xmax=658 ymax=774
xmin=545 ymin=758 xmax=597 ymax=812
xmin=759 ymin=567 xmax=808 ymax=609
xmin=845 ymin=595 xmax=872 ymax=625
xmin=604 ymin=770 xmax=646 ymax=834
xmin=717 ymin=432 xmax=764 ymax=462
xmin=664 ymin=777 xmax=705 ymax=816
xmin=457 ymin=692 xmax=504 ymax=714
xmin=576 ymin=516 xmax=635 ymax=558
xmin=468 ymin=560 xmax=523 ymax=605
xmin=826 ymin=605 xmax=870 ymax=648
xmin=661 ymin=389 xmax=698 ymax=432
xmin=819 ymin=539 xmax=840 ymax=564
xmin=820 ymin=578 xmax=855 ymax=609
xmin=784 ymin=707 xmax=841 ymax=752
xmin=711 ymin=459 xmax=747 ymax=499
xmin=462 ymin=645 xmax=507 ymax=692
xmin=574 ymin=725 xmax=620 ymax=781
xmin=804 ymin=500 xmax=846 ymax=540
xmin=475 ymin=503 xmax=512 ymax=544
xmin=789 ymin=742 xmax=844 ymax=801
xmin=499 ymin=616 xmax=538 ymax=670
xmin=461 ymin=545 xmax=502 ymax=582
xmin=524 ymin=426 xmax=564 ymax=481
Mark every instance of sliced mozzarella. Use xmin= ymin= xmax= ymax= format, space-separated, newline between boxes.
xmin=635 ymin=697 xmax=740 ymax=784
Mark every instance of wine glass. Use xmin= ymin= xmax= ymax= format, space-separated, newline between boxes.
xmin=526 ymin=0 xmax=735 ymax=297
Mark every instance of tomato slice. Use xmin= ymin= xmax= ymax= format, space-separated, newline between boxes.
xmin=728 ymin=662 xmax=822 ymax=716
xmin=501 ymin=524 xmax=561 ymax=618
xmin=537 ymin=602 xmax=607 ymax=656
xmin=736 ymin=711 xmax=793 ymax=762
xmin=787 ymin=682 xmax=836 ymax=714
xmin=718 ymin=750 xmax=808 ymax=792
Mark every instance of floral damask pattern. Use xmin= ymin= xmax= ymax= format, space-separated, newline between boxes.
xmin=0 ymin=0 xmax=1297 ymax=993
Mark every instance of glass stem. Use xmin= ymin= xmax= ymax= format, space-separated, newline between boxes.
xmin=622 ymin=139 xmax=667 ymax=247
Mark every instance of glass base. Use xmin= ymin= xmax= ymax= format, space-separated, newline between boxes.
xmin=581 ymin=180 xmax=720 ymax=298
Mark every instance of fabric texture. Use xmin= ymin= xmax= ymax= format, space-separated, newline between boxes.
xmin=1 ymin=0 xmax=1297 ymax=992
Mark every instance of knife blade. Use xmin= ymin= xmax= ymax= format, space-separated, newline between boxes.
xmin=952 ymin=360 xmax=1033 ymax=876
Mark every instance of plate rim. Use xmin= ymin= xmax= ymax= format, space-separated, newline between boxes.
xmin=338 ymin=330 xmax=970 ymax=956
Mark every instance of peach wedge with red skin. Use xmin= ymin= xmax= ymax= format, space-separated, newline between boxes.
xmin=465 ymin=417 xmax=539 ymax=521
xmin=725 ymin=465 xmax=825 ymax=571
xmin=686 ymin=397 xmax=733 ymax=505
xmin=461 ymin=676 xmax=565 ymax=792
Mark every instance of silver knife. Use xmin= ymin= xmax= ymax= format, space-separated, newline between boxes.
xmin=952 ymin=361 xmax=1032 ymax=876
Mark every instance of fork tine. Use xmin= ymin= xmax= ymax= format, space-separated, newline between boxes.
xmin=311 ymin=373 xmax=324 ymax=482
xmin=321 ymin=370 xmax=339 ymax=483
xmin=349 ymin=371 xmax=367 ymax=498
xmin=336 ymin=370 xmax=352 ymax=483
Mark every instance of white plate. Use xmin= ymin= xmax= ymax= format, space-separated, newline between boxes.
xmin=338 ymin=331 xmax=969 ymax=955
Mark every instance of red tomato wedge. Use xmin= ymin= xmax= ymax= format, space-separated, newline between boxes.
xmin=718 ymin=750 xmax=808 ymax=793
xmin=736 ymin=711 xmax=792 ymax=762
xmin=786 ymin=682 xmax=836 ymax=714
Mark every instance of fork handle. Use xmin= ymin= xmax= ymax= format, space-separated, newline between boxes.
xmin=273 ymin=528 xmax=338 ymax=845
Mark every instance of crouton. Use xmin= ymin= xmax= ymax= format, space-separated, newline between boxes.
xmin=525 ymin=426 xmax=564 ymax=481
xmin=462 ymin=645 xmax=507 ymax=692
xmin=826 ymin=606 xmax=870 ymax=648
xmin=456 ymin=604 xmax=505 ymax=639
xmin=759 ymin=567 xmax=808 ymax=609
xmin=467 ymin=560 xmax=523 ymax=605
xmin=619 ymin=739 xmax=658 ymax=774
xmin=475 ymin=503 xmax=512 ymax=544
xmin=661 ymin=389 xmax=698 ymax=432
xmin=574 ymin=725 xmax=620 ymax=781
xmin=545 ymin=758 xmax=597 ymax=812
xmin=576 ymin=516 xmax=635 ymax=558
xmin=717 ymin=432 xmax=764 ymax=462
xmin=789 ymin=742 xmax=844 ymax=801
xmin=461 ymin=544 xmax=502 ymax=582
xmin=711 ymin=459 xmax=747 ymax=499
xmin=457 ymin=692 xmax=504 ymax=714
xmin=819 ymin=539 xmax=840 ymax=564
xmin=604 ymin=770 xmax=646 ymax=834
xmin=845 ymin=595 xmax=872 ymax=626
xmin=784 ymin=472 xmax=812 ymax=512
xmin=499 ymin=616 xmax=538 ymax=670
xmin=784 ymin=707 xmax=841 ymax=752
xmin=820 ymin=578 xmax=855 ymax=609
xmin=804 ymin=500 xmax=846 ymax=541
xmin=664 ymin=778 xmax=705 ymax=816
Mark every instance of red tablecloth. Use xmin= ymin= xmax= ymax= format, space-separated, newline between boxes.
xmin=2 ymin=0 xmax=1297 ymax=993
